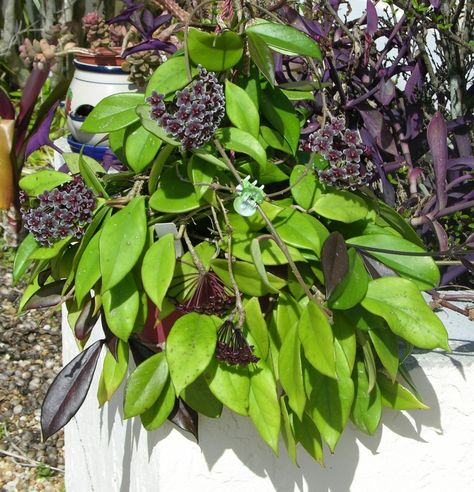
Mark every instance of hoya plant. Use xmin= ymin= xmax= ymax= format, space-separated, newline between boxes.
xmin=14 ymin=13 xmax=449 ymax=465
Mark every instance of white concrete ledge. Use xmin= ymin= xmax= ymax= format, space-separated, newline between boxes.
xmin=63 ymin=298 xmax=474 ymax=492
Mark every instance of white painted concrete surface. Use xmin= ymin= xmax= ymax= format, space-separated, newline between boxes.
xmin=63 ymin=297 xmax=474 ymax=492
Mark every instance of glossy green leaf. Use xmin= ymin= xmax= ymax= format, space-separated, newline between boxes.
xmin=145 ymin=56 xmax=197 ymax=97
xmin=149 ymin=144 xmax=174 ymax=194
xmin=250 ymin=238 xmax=279 ymax=293
xmin=29 ymin=237 xmax=70 ymax=260
xmin=244 ymin=298 xmax=269 ymax=360
xmin=216 ymin=127 xmax=266 ymax=167
xmin=19 ymin=170 xmax=71 ymax=196
xmin=211 ymin=258 xmax=286 ymax=296
xmin=13 ymin=234 xmax=38 ymax=283
xmin=75 ymin=231 xmax=101 ymax=306
xmin=351 ymin=361 xmax=382 ymax=435
xmin=328 ymin=249 xmax=369 ymax=309
xmin=332 ymin=312 xmax=356 ymax=374
xmin=368 ymin=322 xmax=399 ymax=381
xmin=81 ymin=93 xmax=144 ymax=133
xmin=248 ymin=363 xmax=281 ymax=453
xmin=102 ymin=272 xmax=139 ymax=341
xmin=141 ymin=377 xmax=176 ymax=430
xmin=78 ymin=151 xmax=108 ymax=198
xmin=205 ymin=358 xmax=250 ymax=416
xmin=273 ymin=208 xmax=329 ymax=255
xmin=279 ymin=324 xmax=306 ymax=419
xmin=377 ymin=372 xmax=429 ymax=410
xmin=361 ymin=278 xmax=449 ymax=350
xmin=247 ymin=32 xmax=275 ymax=86
xmin=261 ymin=86 xmax=300 ymax=154
xmin=280 ymin=397 xmax=298 ymax=464
xmin=97 ymin=340 xmax=129 ymax=406
xmin=142 ymin=233 xmax=176 ymax=309
xmin=246 ymin=19 xmax=322 ymax=59
xmin=313 ymin=191 xmax=368 ymax=223
xmin=290 ymin=165 xmax=323 ymax=209
xmin=166 ymin=313 xmax=218 ymax=395
xmin=100 ymin=197 xmax=147 ymax=291
xmin=124 ymin=123 xmax=162 ymax=172
xmin=346 ymin=234 xmax=440 ymax=290
xmin=305 ymin=341 xmax=354 ymax=452
xmin=137 ymin=104 xmax=180 ymax=146
xmin=225 ymin=200 xmax=283 ymax=233
xmin=260 ymin=126 xmax=292 ymax=153
xmin=293 ymin=410 xmax=324 ymax=465
xmin=62 ymin=152 xmax=105 ymax=175
xmin=108 ymin=128 xmax=127 ymax=164
xmin=181 ymin=375 xmax=223 ymax=418
xmin=281 ymin=89 xmax=315 ymax=101
xmin=225 ymin=81 xmax=260 ymax=138
xmin=276 ymin=292 xmax=301 ymax=343
xmin=124 ymin=352 xmax=169 ymax=418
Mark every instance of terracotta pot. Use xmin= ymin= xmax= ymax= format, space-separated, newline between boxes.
xmin=74 ymin=47 xmax=125 ymax=66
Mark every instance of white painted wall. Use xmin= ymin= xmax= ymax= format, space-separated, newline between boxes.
xmin=63 ymin=298 xmax=474 ymax=492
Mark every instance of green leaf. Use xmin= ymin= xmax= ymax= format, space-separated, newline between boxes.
xmin=368 ymin=322 xmax=399 ymax=381
xmin=279 ymin=324 xmax=306 ymax=419
xmin=145 ymin=56 xmax=197 ymax=97
xmin=290 ymin=165 xmax=323 ymax=209
xmin=62 ymin=152 xmax=105 ymax=175
xmin=332 ymin=312 xmax=356 ymax=374
xmin=305 ymin=341 xmax=354 ymax=452
xmin=247 ymin=32 xmax=275 ymax=86
xmin=141 ymin=377 xmax=176 ymax=430
xmin=361 ymin=278 xmax=449 ymax=350
xmin=246 ymin=19 xmax=322 ymax=59
xmin=260 ymin=126 xmax=291 ymax=153
xmin=81 ymin=93 xmax=144 ymax=133
xmin=29 ymin=237 xmax=70 ymax=260
xmin=19 ymin=170 xmax=70 ymax=196
xmin=181 ymin=375 xmax=222 ymax=418
xmin=328 ymin=249 xmax=369 ymax=310
xmin=261 ymin=86 xmax=300 ymax=154
xmin=211 ymin=258 xmax=286 ymax=296
xmin=225 ymin=81 xmax=260 ymax=139
xmin=273 ymin=208 xmax=329 ymax=256
xmin=191 ymin=148 xmax=228 ymax=171
xmin=250 ymin=238 xmax=279 ymax=293
xmin=299 ymin=301 xmax=336 ymax=378
xmin=346 ymin=234 xmax=440 ymax=290
xmin=124 ymin=352 xmax=169 ymax=418
xmin=292 ymin=409 xmax=324 ymax=465
xmin=149 ymin=167 xmax=204 ymax=213
xmin=280 ymin=397 xmax=298 ymax=464
xmin=78 ymin=151 xmax=108 ymax=198
xmin=313 ymin=191 xmax=369 ymax=223
xmin=13 ymin=234 xmax=39 ymax=283
xmin=244 ymin=298 xmax=269 ymax=360
xmin=124 ymin=123 xmax=162 ymax=172
xmin=351 ymin=361 xmax=382 ymax=435
xmin=276 ymin=292 xmax=300 ymax=343
xmin=108 ymin=128 xmax=127 ymax=164
xmin=281 ymin=89 xmax=315 ymax=101
xmin=142 ymin=234 xmax=176 ymax=309
xmin=149 ymin=144 xmax=174 ymax=194
xmin=100 ymin=197 xmax=147 ymax=291
xmin=137 ymin=104 xmax=180 ymax=146
xmin=102 ymin=272 xmax=139 ymax=341
xmin=248 ymin=363 xmax=281 ymax=453
xmin=97 ymin=340 xmax=129 ymax=406
xmin=205 ymin=358 xmax=250 ymax=416
xmin=166 ymin=313 xmax=218 ymax=395
xmin=377 ymin=372 xmax=428 ymax=410
xmin=216 ymin=127 xmax=266 ymax=168
xmin=75 ymin=231 xmax=101 ymax=306
xmin=187 ymin=28 xmax=243 ymax=71
xmin=225 ymin=200 xmax=283 ymax=233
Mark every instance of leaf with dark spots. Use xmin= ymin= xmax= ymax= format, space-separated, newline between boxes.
xmin=427 ymin=112 xmax=448 ymax=210
xmin=24 ymin=280 xmax=66 ymax=310
xmin=321 ymin=232 xmax=349 ymax=299
xmin=41 ymin=340 xmax=104 ymax=441
xmin=168 ymin=398 xmax=199 ymax=441
xmin=74 ymin=297 xmax=99 ymax=341
xmin=359 ymin=252 xmax=398 ymax=279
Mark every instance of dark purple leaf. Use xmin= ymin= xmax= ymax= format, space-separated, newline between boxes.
xmin=100 ymin=312 xmax=120 ymax=359
xmin=404 ymin=104 xmax=423 ymax=140
xmin=75 ymin=297 xmax=99 ymax=341
xmin=321 ymin=232 xmax=349 ymax=298
xmin=129 ymin=337 xmax=157 ymax=365
xmin=24 ymin=280 xmax=66 ymax=310
xmin=429 ymin=0 xmax=441 ymax=9
xmin=102 ymin=149 xmax=127 ymax=171
xmin=366 ymin=0 xmax=378 ymax=36
xmin=405 ymin=61 xmax=423 ymax=103
xmin=357 ymin=104 xmax=398 ymax=155
xmin=427 ymin=112 xmax=448 ymax=210
xmin=25 ymin=102 xmax=62 ymax=158
xmin=282 ymin=6 xmax=325 ymax=39
xmin=359 ymin=252 xmax=399 ymax=279
xmin=106 ymin=3 xmax=143 ymax=24
xmin=152 ymin=14 xmax=172 ymax=33
xmin=168 ymin=398 xmax=199 ymax=441
xmin=0 ymin=87 xmax=15 ymax=119
xmin=375 ymin=78 xmax=396 ymax=106
xmin=142 ymin=9 xmax=154 ymax=34
xmin=122 ymin=38 xmax=176 ymax=57
xmin=41 ymin=340 xmax=104 ymax=440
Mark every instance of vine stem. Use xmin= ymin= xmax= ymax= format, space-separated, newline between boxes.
xmin=182 ymin=228 xmax=206 ymax=275
xmin=213 ymin=139 xmax=327 ymax=308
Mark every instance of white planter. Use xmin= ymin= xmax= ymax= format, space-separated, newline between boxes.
xmin=63 ymin=296 xmax=474 ymax=492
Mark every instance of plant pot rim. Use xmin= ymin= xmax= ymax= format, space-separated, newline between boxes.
xmin=74 ymin=47 xmax=125 ymax=67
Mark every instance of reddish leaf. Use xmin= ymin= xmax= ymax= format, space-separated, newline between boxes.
xmin=24 ymin=280 xmax=65 ymax=310
xmin=0 ymin=87 xmax=15 ymax=119
xmin=41 ymin=340 xmax=104 ymax=440
xmin=359 ymin=252 xmax=398 ymax=279
xmin=168 ymin=398 xmax=199 ymax=441
xmin=321 ymin=232 xmax=349 ymax=298
xmin=427 ymin=112 xmax=448 ymax=210
xmin=75 ymin=297 xmax=99 ymax=341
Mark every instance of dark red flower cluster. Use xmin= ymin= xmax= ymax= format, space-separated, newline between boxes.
xmin=303 ymin=117 xmax=372 ymax=190
xmin=147 ymin=66 xmax=225 ymax=149
xmin=21 ymin=176 xmax=96 ymax=246
xmin=216 ymin=320 xmax=259 ymax=366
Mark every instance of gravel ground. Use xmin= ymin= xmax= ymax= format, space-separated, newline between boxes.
xmin=0 ymin=247 xmax=64 ymax=491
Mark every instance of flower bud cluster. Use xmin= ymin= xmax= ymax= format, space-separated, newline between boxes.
xmin=20 ymin=176 xmax=96 ymax=246
xmin=303 ymin=117 xmax=372 ymax=190
xmin=216 ymin=321 xmax=259 ymax=366
xmin=147 ymin=66 xmax=225 ymax=149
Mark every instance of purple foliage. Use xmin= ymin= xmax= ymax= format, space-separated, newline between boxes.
xmin=24 ymin=101 xmax=62 ymax=158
